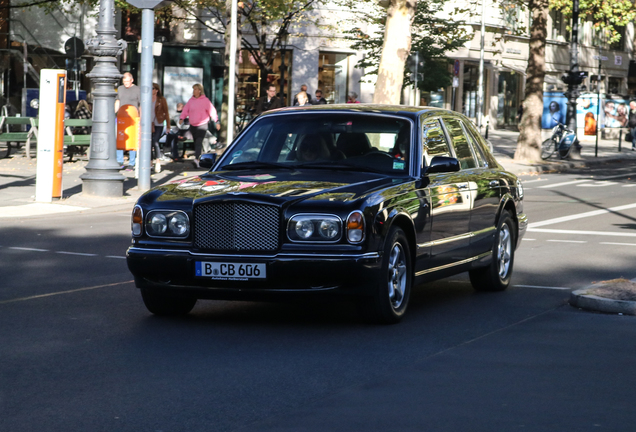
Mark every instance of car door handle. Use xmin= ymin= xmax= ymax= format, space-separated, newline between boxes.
xmin=489 ymin=180 xmax=499 ymax=188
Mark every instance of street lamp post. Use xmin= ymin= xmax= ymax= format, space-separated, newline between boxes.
xmin=563 ymin=0 xmax=582 ymax=159
xmin=80 ymin=0 xmax=127 ymax=197
xmin=278 ymin=29 xmax=289 ymax=106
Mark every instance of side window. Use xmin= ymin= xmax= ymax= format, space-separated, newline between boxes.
xmin=461 ymin=122 xmax=486 ymax=167
xmin=442 ymin=118 xmax=477 ymax=170
xmin=422 ymin=119 xmax=451 ymax=166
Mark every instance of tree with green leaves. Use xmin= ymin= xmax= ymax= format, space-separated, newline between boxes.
xmin=514 ymin=0 xmax=636 ymax=162
xmin=338 ymin=0 xmax=470 ymax=104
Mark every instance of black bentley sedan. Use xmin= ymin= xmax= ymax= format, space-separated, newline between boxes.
xmin=127 ymin=105 xmax=527 ymax=323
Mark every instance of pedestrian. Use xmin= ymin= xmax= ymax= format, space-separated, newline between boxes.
xmin=293 ymin=91 xmax=310 ymax=107
xmin=115 ymin=72 xmax=141 ymax=170
xmin=166 ymin=103 xmax=192 ymax=161
xmin=72 ymin=99 xmax=92 ymax=134
xmin=151 ymin=83 xmax=171 ymax=172
xmin=293 ymin=84 xmax=313 ymax=105
xmin=516 ymin=104 xmax=523 ymax=123
xmin=346 ymin=92 xmax=360 ymax=104
xmin=254 ymin=84 xmax=282 ymax=115
xmin=628 ymin=101 xmax=636 ymax=151
xmin=179 ymin=83 xmax=220 ymax=168
xmin=313 ymin=89 xmax=328 ymax=105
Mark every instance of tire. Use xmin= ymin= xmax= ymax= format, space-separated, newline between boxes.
xmin=140 ymin=288 xmax=197 ymax=316
xmin=469 ymin=211 xmax=515 ymax=292
xmin=541 ymin=139 xmax=556 ymax=159
xmin=359 ymin=227 xmax=412 ymax=324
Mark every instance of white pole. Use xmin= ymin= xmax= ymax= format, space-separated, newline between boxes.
xmin=477 ymin=0 xmax=486 ymax=130
xmin=227 ymin=0 xmax=238 ymax=144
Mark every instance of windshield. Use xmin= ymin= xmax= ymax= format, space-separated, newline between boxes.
xmin=217 ymin=113 xmax=412 ymax=175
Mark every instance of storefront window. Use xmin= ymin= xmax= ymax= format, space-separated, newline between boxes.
xmin=318 ymin=52 xmax=349 ymax=103
xmin=462 ymin=65 xmax=478 ymax=118
xmin=237 ymin=50 xmax=292 ymax=112
xmin=497 ymin=71 xmax=520 ymax=126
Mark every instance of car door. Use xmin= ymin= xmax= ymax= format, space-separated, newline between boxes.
xmin=419 ymin=117 xmax=472 ymax=273
xmin=460 ymin=120 xmax=502 ymax=257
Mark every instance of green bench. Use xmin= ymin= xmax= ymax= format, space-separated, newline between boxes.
xmin=0 ymin=117 xmax=92 ymax=161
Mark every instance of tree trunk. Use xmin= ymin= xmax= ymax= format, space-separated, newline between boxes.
xmin=373 ymin=0 xmax=417 ymax=105
xmin=220 ymin=0 xmax=241 ymax=147
xmin=514 ymin=0 xmax=549 ymax=162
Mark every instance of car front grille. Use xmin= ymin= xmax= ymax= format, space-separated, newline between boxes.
xmin=194 ymin=203 xmax=280 ymax=252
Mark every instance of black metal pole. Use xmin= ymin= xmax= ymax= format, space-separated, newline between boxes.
xmin=595 ymin=45 xmax=601 ymax=157
xmin=564 ymin=0 xmax=581 ymax=159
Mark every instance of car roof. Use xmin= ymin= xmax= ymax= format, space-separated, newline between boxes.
xmin=260 ymin=104 xmax=454 ymax=120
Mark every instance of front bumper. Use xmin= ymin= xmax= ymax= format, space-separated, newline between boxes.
xmin=127 ymin=247 xmax=382 ymax=300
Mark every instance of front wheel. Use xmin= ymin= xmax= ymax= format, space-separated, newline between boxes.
xmin=359 ymin=227 xmax=412 ymax=324
xmin=541 ymin=139 xmax=556 ymax=159
xmin=469 ymin=211 xmax=515 ymax=292
xmin=140 ymin=288 xmax=197 ymax=316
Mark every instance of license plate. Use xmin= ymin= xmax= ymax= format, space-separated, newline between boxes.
xmin=195 ymin=262 xmax=266 ymax=280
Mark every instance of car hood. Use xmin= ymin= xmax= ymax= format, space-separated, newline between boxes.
xmin=151 ymin=169 xmax=405 ymax=205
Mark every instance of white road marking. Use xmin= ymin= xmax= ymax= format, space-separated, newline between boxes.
xmin=578 ymin=181 xmax=618 ymax=187
xmin=528 ymin=228 xmax=636 ymax=237
xmin=547 ymin=239 xmax=587 ymax=243
xmin=0 ymin=281 xmax=134 ymax=305
xmin=105 ymin=255 xmax=126 ymax=259
xmin=521 ymin=179 xmax=548 ymax=184
xmin=56 ymin=251 xmax=99 ymax=257
xmin=600 ymin=242 xmax=636 ymax=247
xmin=528 ymin=202 xmax=636 ymax=228
xmin=9 ymin=247 xmax=49 ymax=252
xmin=522 ymin=238 xmax=536 ymax=241
xmin=0 ymin=203 xmax=89 ymax=218
xmin=623 ymin=184 xmax=636 ymax=187
xmin=514 ymin=285 xmax=571 ymax=290
xmin=597 ymin=171 xmax=636 ymax=180
xmin=538 ymin=179 xmax=591 ymax=188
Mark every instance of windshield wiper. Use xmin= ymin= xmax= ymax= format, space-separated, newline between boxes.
xmin=221 ymin=161 xmax=295 ymax=170
xmin=296 ymin=162 xmax=387 ymax=174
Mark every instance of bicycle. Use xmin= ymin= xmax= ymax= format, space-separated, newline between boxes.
xmin=541 ymin=123 xmax=580 ymax=160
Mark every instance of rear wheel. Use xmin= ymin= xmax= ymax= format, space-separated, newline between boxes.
xmin=140 ymin=288 xmax=197 ymax=316
xmin=359 ymin=227 xmax=412 ymax=324
xmin=469 ymin=211 xmax=515 ymax=292
xmin=541 ymin=139 xmax=556 ymax=159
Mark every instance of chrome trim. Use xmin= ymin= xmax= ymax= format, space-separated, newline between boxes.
xmin=415 ymin=251 xmax=491 ymax=276
xmin=416 ymin=227 xmax=496 ymax=249
xmin=128 ymin=247 xmax=380 ymax=260
xmin=286 ymin=213 xmax=343 ymax=243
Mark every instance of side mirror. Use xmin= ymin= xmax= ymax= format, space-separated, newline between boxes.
xmin=199 ymin=153 xmax=217 ymax=169
xmin=425 ymin=156 xmax=460 ymax=174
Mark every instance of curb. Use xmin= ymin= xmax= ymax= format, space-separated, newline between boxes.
xmin=569 ymin=286 xmax=636 ymax=316
xmin=499 ymin=152 xmax=636 ymax=175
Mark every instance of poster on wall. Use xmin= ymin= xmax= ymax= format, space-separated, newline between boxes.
xmin=542 ymin=92 xmax=629 ymax=132
xmin=163 ymin=66 xmax=204 ymax=123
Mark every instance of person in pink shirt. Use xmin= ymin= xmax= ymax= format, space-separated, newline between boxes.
xmin=180 ymin=83 xmax=220 ymax=168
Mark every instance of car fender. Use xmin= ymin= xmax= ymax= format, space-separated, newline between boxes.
xmin=377 ymin=207 xmax=417 ymax=263
xmin=496 ymin=192 xmax=518 ymax=232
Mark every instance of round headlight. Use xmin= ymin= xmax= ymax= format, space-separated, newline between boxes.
xmin=169 ymin=213 xmax=189 ymax=236
xmin=295 ymin=219 xmax=314 ymax=239
xmin=319 ymin=220 xmax=339 ymax=239
xmin=149 ymin=213 xmax=167 ymax=234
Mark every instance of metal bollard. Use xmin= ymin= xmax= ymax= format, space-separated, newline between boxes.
xmin=619 ymin=129 xmax=622 ymax=152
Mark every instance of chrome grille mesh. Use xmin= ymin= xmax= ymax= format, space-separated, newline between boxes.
xmin=194 ymin=203 xmax=280 ymax=252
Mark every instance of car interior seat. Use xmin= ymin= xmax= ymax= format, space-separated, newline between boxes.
xmin=336 ymin=133 xmax=372 ymax=158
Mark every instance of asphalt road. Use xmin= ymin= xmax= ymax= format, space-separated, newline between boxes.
xmin=1 ymin=161 xmax=635 ymax=431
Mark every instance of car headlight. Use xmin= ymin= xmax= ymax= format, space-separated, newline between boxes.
xmin=346 ymin=210 xmax=365 ymax=243
xmin=287 ymin=214 xmax=341 ymax=242
xmin=516 ymin=179 xmax=524 ymax=199
xmin=145 ymin=210 xmax=190 ymax=238
xmin=132 ymin=205 xmax=143 ymax=236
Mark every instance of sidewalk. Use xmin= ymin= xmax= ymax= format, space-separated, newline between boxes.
xmin=0 ymin=151 xmax=203 ymax=217
xmin=488 ymin=128 xmax=636 ymax=175
xmin=1 ymin=129 xmax=635 ymax=217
